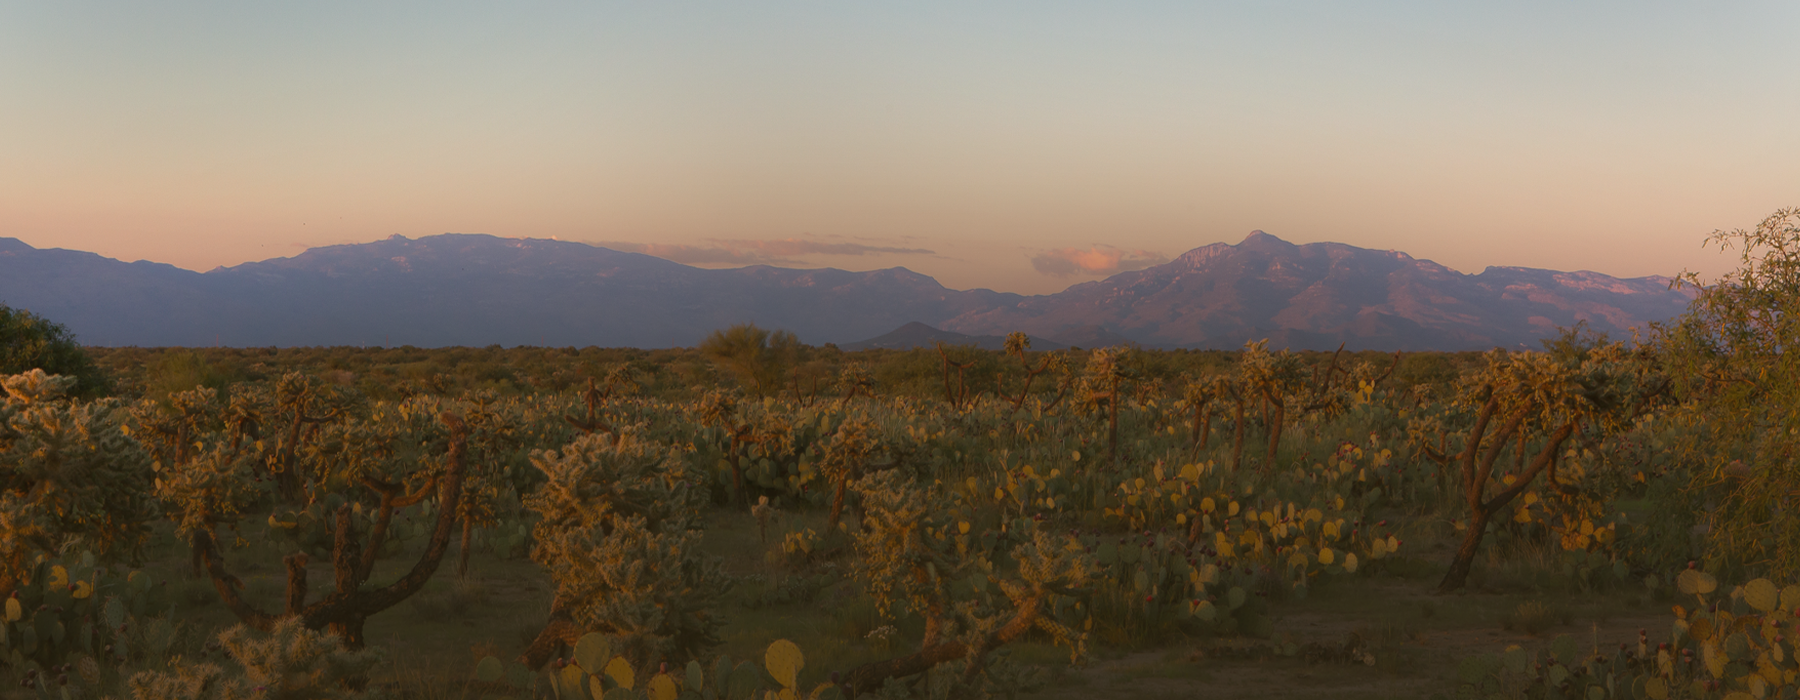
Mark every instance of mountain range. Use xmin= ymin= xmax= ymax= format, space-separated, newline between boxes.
xmin=0 ymin=232 xmax=1694 ymax=350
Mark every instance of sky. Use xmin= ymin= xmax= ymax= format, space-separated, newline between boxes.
xmin=2 ymin=3 xmax=1795 ymax=296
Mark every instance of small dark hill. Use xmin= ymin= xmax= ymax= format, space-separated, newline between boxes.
xmin=841 ymin=322 xmax=1069 ymax=351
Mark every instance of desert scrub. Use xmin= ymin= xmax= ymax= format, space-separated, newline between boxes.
xmin=0 ymin=370 xmax=156 ymax=593
xmin=125 ymin=618 xmax=383 ymax=700
xmin=522 ymin=427 xmax=728 ymax=670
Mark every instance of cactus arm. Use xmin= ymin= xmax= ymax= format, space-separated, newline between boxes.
xmin=1371 ymin=350 xmax=1403 ymax=390
xmin=1479 ymin=420 xmax=1578 ymax=513
xmin=1469 ymin=413 xmax=1525 ymax=507
xmin=193 ymin=528 xmax=279 ymax=631
xmin=296 ymin=412 xmax=468 ymax=646
xmin=332 ymin=504 xmax=363 ymax=594
xmin=352 ymin=476 xmax=435 ymax=585
xmin=1455 ymin=392 xmax=1501 ymax=504
xmin=390 ymin=478 xmax=436 ymax=507
xmin=284 ymin=552 xmax=309 ymax=616
xmin=338 ymin=412 xmax=466 ymax=613
xmin=1439 ymin=418 xmax=1577 ymax=592
xmin=958 ymin=592 xmax=1044 ymax=685
xmin=844 ymin=592 xmax=1045 ymax=694
xmin=1305 ymin=342 xmax=1347 ymax=401
xmin=520 ymin=595 xmax=582 ymax=670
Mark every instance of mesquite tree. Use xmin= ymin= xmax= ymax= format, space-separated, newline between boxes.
xmin=1661 ymin=208 xmax=1800 ymax=577
xmin=699 ymin=324 xmax=800 ymax=397
xmin=0 ymin=305 xmax=109 ymax=397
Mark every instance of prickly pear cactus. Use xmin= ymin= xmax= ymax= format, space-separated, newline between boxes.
xmin=1456 ymin=571 xmax=1800 ymax=699
xmin=476 ymin=638 xmax=845 ymax=700
xmin=0 ymin=552 xmax=171 ymax=688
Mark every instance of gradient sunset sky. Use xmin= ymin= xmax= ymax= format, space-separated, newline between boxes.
xmin=3 ymin=3 xmax=1795 ymax=295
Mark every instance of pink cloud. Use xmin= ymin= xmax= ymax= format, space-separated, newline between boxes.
xmin=601 ymin=238 xmax=935 ymax=266
xmin=1030 ymin=245 xmax=1169 ymax=277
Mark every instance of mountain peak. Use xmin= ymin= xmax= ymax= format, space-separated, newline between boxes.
xmin=1238 ymin=230 xmax=1296 ymax=250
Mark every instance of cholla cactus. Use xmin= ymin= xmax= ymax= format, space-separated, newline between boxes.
xmin=815 ymin=416 xmax=877 ymax=529
xmin=837 ymin=364 xmax=875 ymax=407
xmin=523 ymin=430 xmax=727 ymax=670
xmin=1000 ymin=332 xmax=1058 ymax=415
xmin=124 ymin=618 xmax=384 ymax=700
xmin=1234 ymin=340 xmax=1308 ymax=468
xmin=0 ymin=370 xmax=154 ymax=593
xmin=843 ymin=470 xmax=1095 ymax=694
xmin=751 ymin=496 xmax=776 ymax=544
xmin=1076 ymin=346 xmax=1135 ymax=466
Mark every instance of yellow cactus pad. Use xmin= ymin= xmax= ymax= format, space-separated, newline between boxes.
xmin=765 ymin=639 xmax=804 ymax=689
xmin=647 ymin=674 xmax=678 ymax=700
xmin=605 ymin=656 xmax=635 ymax=689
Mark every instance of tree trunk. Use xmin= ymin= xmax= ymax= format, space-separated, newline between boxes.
xmin=845 ymin=594 xmax=1042 ymax=694
xmin=828 ymin=478 xmax=849 ymax=531
xmin=1108 ymin=389 xmax=1120 ymax=468
xmin=458 ymin=517 xmax=474 ymax=579
xmin=1437 ymin=419 xmax=1577 ymax=592
xmin=275 ymin=414 xmax=306 ymax=502
xmin=1265 ymin=398 xmax=1285 ymax=468
xmin=1230 ymin=397 xmax=1246 ymax=472
xmin=1438 ymin=505 xmax=1491 ymax=592
xmin=521 ymin=596 xmax=581 ymax=669
xmin=728 ymin=437 xmax=745 ymax=504
xmin=1189 ymin=403 xmax=1211 ymax=462
xmin=194 ymin=412 xmax=471 ymax=649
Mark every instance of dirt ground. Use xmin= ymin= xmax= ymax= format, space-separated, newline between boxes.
xmin=143 ymin=514 xmax=1674 ymax=699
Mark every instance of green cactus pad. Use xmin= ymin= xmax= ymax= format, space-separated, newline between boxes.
xmin=1743 ymin=578 xmax=1779 ymax=613
xmin=686 ymin=659 xmax=706 ymax=693
xmin=603 ymin=687 xmax=636 ymax=700
xmin=727 ymin=660 xmax=762 ymax=700
xmin=473 ymin=656 xmax=504 ymax=683
xmin=712 ymin=655 xmax=733 ymax=694
xmin=1549 ymin=634 xmax=1577 ymax=665
xmin=1677 ymin=569 xmax=1716 ymax=596
xmin=103 ymin=597 xmax=125 ymax=630
xmin=573 ymin=632 xmax=613 ymax=672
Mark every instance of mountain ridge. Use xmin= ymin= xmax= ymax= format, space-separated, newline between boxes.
xmin=0 ymin=232 xmax=1694 ymax=350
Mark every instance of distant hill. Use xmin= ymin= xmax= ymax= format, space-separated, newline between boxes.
xmin=0 ymin=231 xmax=1694 ymax=350
xmin=935 ymin=231 xmax=1694 ymax=351
xmin=840 ymin=322 xmax=1069 ymax=352
xmin=0 ymin=234 xmax=1017 ymax=348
